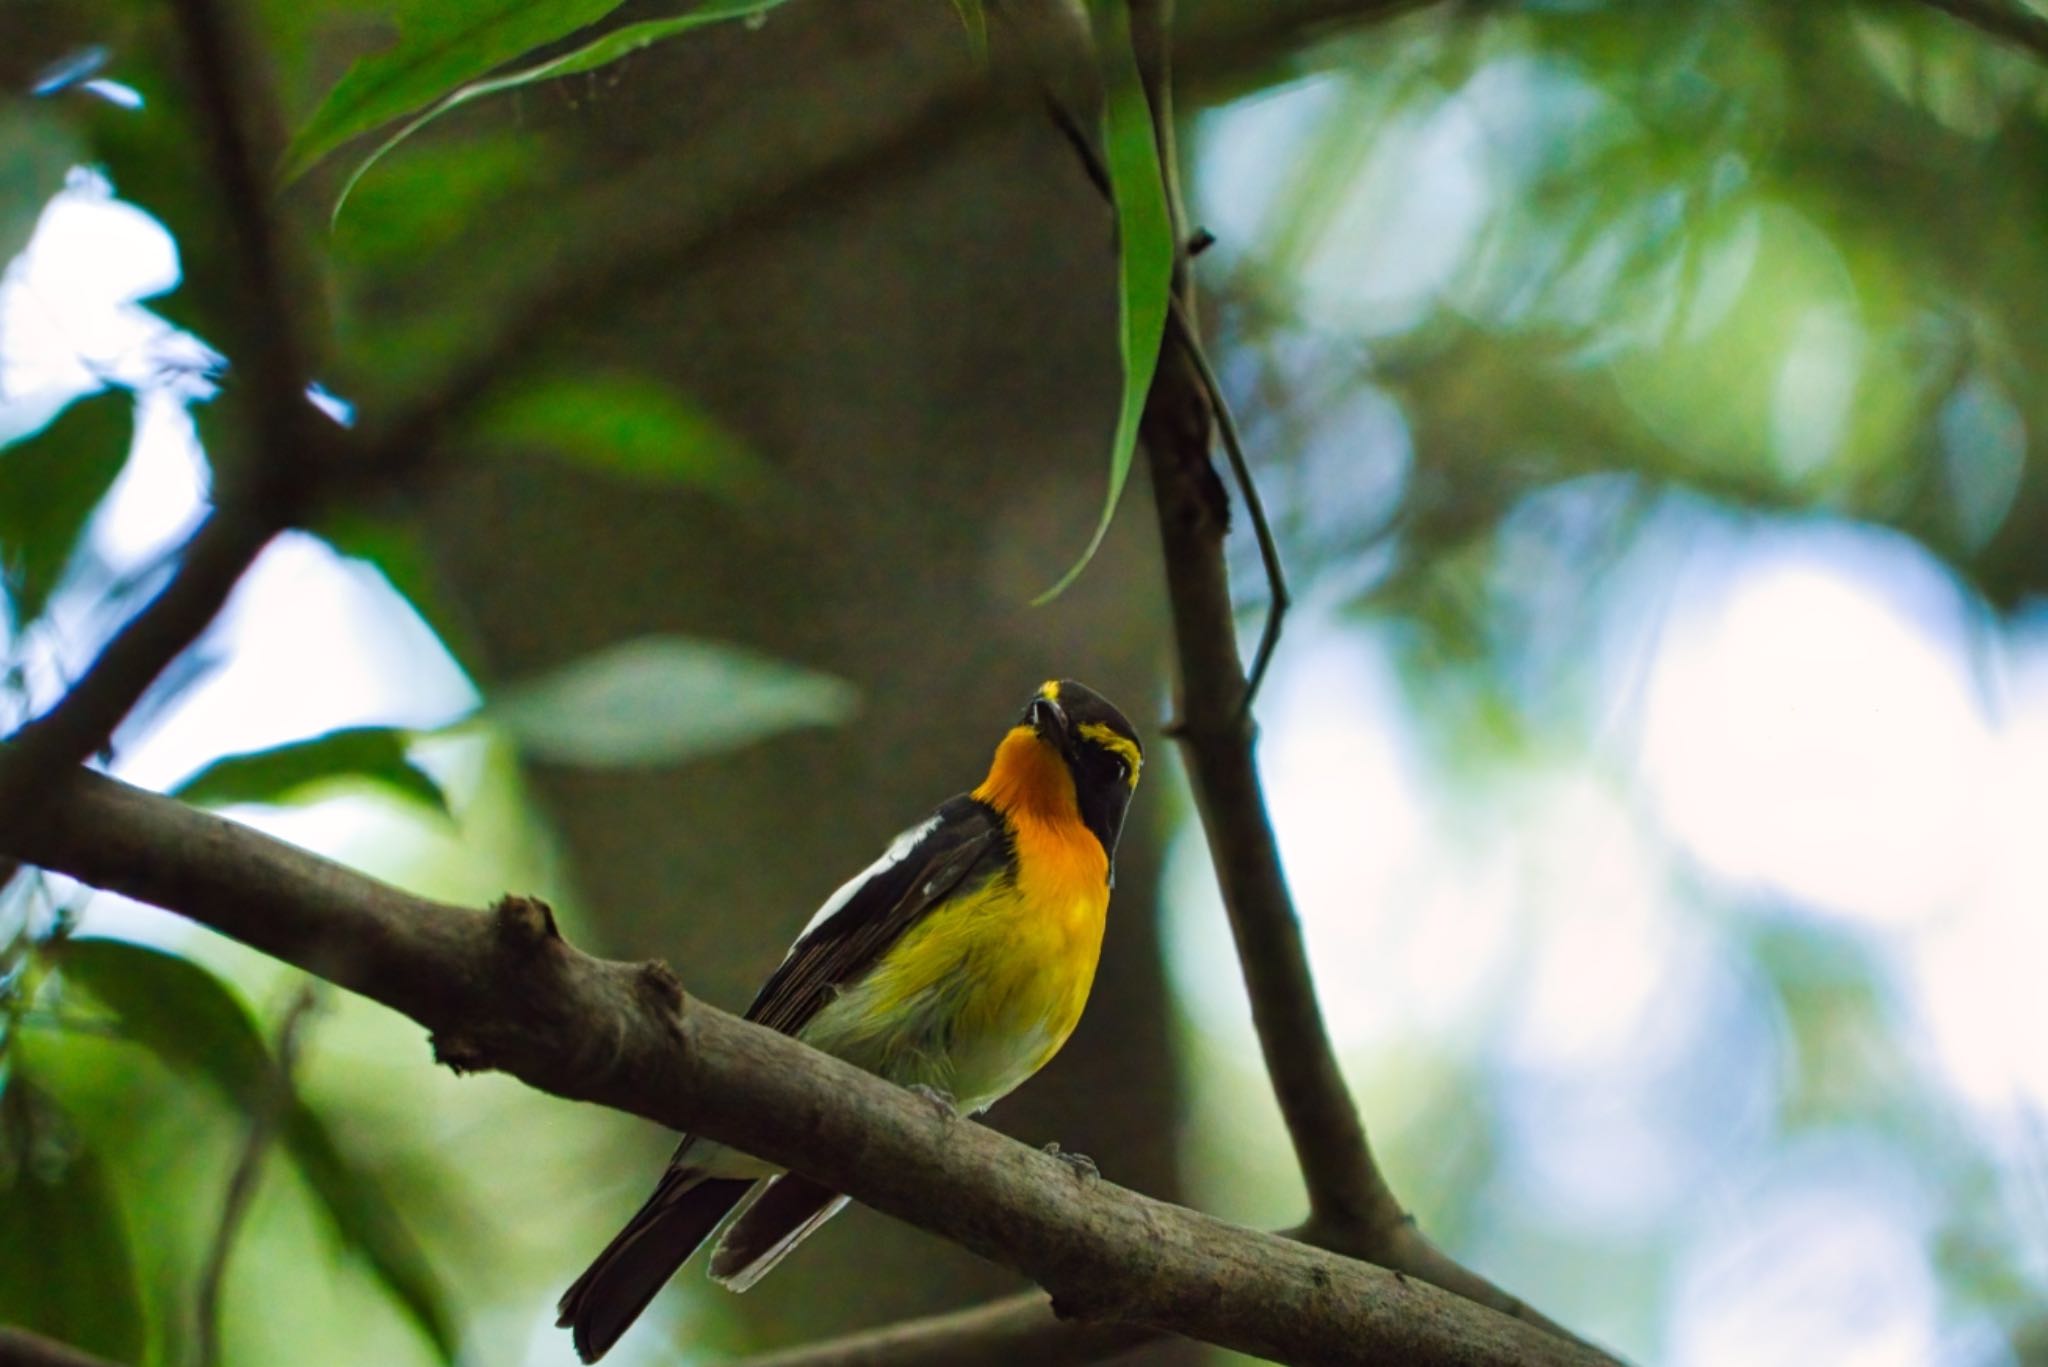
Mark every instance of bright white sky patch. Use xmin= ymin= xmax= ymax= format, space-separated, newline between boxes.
xmin=1637 ymin=527 xmax=1990 ymax=924
xmin=1663 ymin=1139 xmax=1943 ymax=1367
xmin=0 ymin=169 xmax=215 ymax=443
xmin=112 ymin=531 xmax=478 ymax=793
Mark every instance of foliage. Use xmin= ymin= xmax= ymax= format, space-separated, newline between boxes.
xmin=1035 ymin=0 xmax=1176 ymax=603
xmin=4 ymin=0 xmax=2048 ymax=1362
xmin=52 ymin=938 xmax=460 ymax=1361
xmin=0 ymin=1077 xmax=146 ymax=1361
xmin=174 ymin=726 xmax=449 ymax=813
xmin=481 ymin=635 xmax=858 ymax=767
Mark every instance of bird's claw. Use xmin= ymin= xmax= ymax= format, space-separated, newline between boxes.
xmin=907 ymin=1084 xmax=958 ymax=1122
xmin=1042 ymin=1142 xmax=1098 ymax=1183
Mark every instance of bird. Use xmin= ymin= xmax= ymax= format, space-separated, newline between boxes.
xmin=556 ymin=678 xmax=1145 ymax=1361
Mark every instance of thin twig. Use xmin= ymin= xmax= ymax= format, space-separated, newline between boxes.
xmin=193 ymin=984 xmax=319 ymax=1367
xmin=1165 ymin=295 xmax=1289 ymax=712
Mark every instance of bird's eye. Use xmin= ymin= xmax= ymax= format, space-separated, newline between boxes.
xmin=1110 ymin=755 xmax=1130 ymax=782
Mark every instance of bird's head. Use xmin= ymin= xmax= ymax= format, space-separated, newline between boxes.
xmin=976 ymin=679 xmax=1143 ymax=861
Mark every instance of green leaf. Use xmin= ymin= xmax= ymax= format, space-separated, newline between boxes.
xmin=281 ymin=0 xmax=633 ymax=184
xmin=56 ymin=940 xmax=458 ymax=1362
xmin=0 ymin=107 xmax=81 ymax=266
xmin=171 ymin=726 xmax=449 ymax=815
xmin=0 ymin=389 xmax=134 ymax=629
xmin=331 ymin=0 xmax=794 ymax=222
xmin=471 ymin=371 xmax=764 ymax=491
xmin=274 ymin=1104 xmax=456 ymax=1365
xmin=950 ymin=0 xmax=988 ymax=65
xmin=1033 ymin=4 xmax=1174 ymax=604
xmin=0 ymin=1077 xmax=146 ymax=1363
xmin=481 ymin=636 xmax=856 ymax=766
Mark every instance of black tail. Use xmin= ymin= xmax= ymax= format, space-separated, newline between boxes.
xmin=707 ymin=1173 xmax=850 ymax=1292
xmin=556 ymin=1172 xmax=754 ymax=1362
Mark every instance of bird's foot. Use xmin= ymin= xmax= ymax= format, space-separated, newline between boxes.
xmin=1042 ymin=1142 xmax=1098 ymax=1183
xmin=906 ymin=1084 xmax=958 ymax=1122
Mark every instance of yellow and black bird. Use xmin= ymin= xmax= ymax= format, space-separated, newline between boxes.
xmin=557 ymin=679 xmax=1144 ymax=1361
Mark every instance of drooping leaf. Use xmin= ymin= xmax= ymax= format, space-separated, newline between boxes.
xmin=56 ymin=940 xmax=459 ymax=1362
xmin=281 ymin=0 xmax=634 ymax=183
xmin=0 ymin=1077 xmax=146 ymax=1363
xmin=481 ymin=635 xmax=856 ymax=766
xmin=949 ymin=0 xmax=988 ymax=65
xmin=0 ymin=108 xmax=82 ymax=266
xmin=171 ymin=726 xmax=449 ymax=815
xmin=1033 ymin=3 xmax=1174 ymax=604
xmin=0 ymin=389 xmax=134 ymax=628
xmin=331 ymin=0 xmax=794 ymax=221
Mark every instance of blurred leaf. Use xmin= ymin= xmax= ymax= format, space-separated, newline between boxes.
xmin=949 ymin=0 xmax=988 ymax=65
xmin=274 ymin=1104 xmax=456 ymax=1365
xmin=1034 ymin=3 xmax=1173 ymax=604
xmin=329 ymin=128 xmax=547 ymax=271
xmin=56 ymin=940 xmax=458 ymax=1362
xmin=0 ymin=107 xmax=80 ymax=266
xmin=281 ymin=0 xmax=633 ymax=183
xmin=473 ymin=371 xmax=764 ymax=491
xmin=171 ymin=726 xmax=449 ymax=815
xmin=0 ymin=1077 xmax=145 ymax=1363
xmin=0 ymin=389 xmax=133 ymax=628
xmin=331 ymin=0 xmax=793 ymax=222
xmin=482 ymin=635 xmax=856 ymax=766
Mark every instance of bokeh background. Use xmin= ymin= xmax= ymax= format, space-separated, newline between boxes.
xmin=4 ymin=1 xmax=2048 ymax=1364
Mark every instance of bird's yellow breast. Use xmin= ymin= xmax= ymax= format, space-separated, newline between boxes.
xmin=802 ymin=806 xmax=1109 ymax=1110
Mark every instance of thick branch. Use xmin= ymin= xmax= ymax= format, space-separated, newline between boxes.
xmin=1 ymin=762 xmax=1610 ymax=1367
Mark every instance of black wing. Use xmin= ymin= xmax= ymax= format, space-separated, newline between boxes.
xmin=743 ymin=795 xmax=1005 ymax=1037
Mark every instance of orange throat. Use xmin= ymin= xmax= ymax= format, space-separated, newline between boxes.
xmin=972 ymin=726 xmax=1081 ymax=825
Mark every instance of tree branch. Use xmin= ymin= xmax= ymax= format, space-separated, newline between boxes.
xmin=1129 ymin=0 xmax=1391 ymax=1241
xmin=0 ymin=761 xmax=1613 ymax=1367
xmin=1124 ymin=1 xmax=1612 ymax=1359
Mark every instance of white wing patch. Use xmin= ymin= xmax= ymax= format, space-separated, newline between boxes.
xmin=785 ymin=814 xmax=942 ymax=956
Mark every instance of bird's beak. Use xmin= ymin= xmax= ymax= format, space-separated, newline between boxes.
xmin=1028 ymin=696 xmax=1071 ymax=753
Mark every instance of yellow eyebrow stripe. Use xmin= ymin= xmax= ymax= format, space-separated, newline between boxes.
xmin=1038 ymin=680 xmax=1061 ymax=701
xmin=1078 ymin=722 xmax=1142 ymax=788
